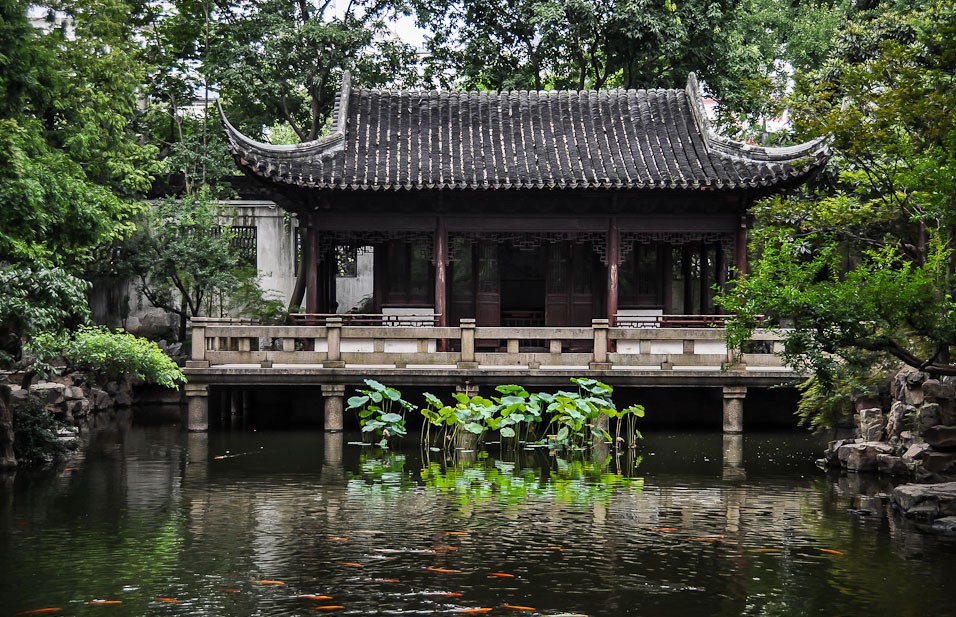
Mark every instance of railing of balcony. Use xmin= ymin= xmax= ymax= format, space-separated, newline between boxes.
xmin=188 ymin=317 xmax=788 ymax=371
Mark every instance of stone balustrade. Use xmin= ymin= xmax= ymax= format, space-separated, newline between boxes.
xmin=187 ymin=317 xmax=788 ymax=371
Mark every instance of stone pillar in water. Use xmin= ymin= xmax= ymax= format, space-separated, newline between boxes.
xmin=722 ymin=386 xmax=746 ymax=434
xmin=722 ymin=433 xmax=746 ymax=481
xmin=184 ymin=383 xmax=209 ymax=432
xmin=322 ymin=384 xmax=346 ymax=432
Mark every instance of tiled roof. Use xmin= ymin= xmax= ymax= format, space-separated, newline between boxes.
xmin=221 ymin=73 xmax=829 ymax=191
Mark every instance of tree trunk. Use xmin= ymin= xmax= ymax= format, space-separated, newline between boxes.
xmin=0 ymin=385 xmax=17 ymax=471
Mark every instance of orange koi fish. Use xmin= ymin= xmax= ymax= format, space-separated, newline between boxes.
xmin=654 ymin=527 xmax=678 ymax=532
xmin=311 ymin=606 xmax=345 ymax=611
xmin=502 ymin=604 xmax=536 ymax=611
xmin=433 ymin=545 xmax=460 ymax=551
xmin=16 ymin=609 xmax=63 ymax=615
xmin=253 ymin=579 xmax=286 ymax=585
xmin=423 ymin=592 xmax=464 ymax=597
xmin=224 ymin=588 xmax=241 ymax=593
xmin=439 ymin=531 xmax=470 ymax=536
xmin=156 ymin=597 xmax=181 ymax=603
xmin=336 ymin=562 xmax=364 ymax=568
xmin=452 ymin=609 xmax=493 ymax=614
xmin=820 ymin=548 xmax=844 ymax=556
xmin=87 ymin=600 xmax=123 ymax=605
xmin=488 ymin=572 xmax=515 ymax=578
xmin=327 ymin=537 xmax=349 ymax=542
xmin=427 ymin=567 xmax=464 ymax=574
xmin=298 ymin=595 xmax=334 ymax=601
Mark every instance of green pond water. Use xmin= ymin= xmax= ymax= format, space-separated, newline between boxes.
xmin=2 ymin=422 xmax=956 ymax=617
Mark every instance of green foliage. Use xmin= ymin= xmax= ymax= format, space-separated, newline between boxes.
xmin=0 ymin=266 xmax=91 ymax=367
xmin=420 ymin=378 xmax=644 ymax=453
xmin=12 ymin=393 xmax=76 ymax=467
xmin=204 ymin=0 xmax=420 ymax=142
xmin=346 ymin=379 xmax=417 ymax=448
xmin=719 ymin=2 xmax=956 ymax=428
xmin=29 ymin=326 xmax=186 ymax=389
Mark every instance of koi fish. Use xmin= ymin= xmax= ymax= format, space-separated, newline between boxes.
xmin=439 ymin=531 xmax=470 ymax=536
xmin=653 ymin=527 xmax=678 ymax=532
xmin=16 ymin=609 xmax=63 ymax=615
xmin=156 ymin=597 xmax=181 ymax=603
xmin=503 ymin=604 xmax=536 ymax=611
xmin=427 ymin=567 xmax=464 ymax=574
xmin=311 ymin=606 xmax=345 ymax=611
xmin=224 ymin=588 xmax=241 ymax=593
xmin=87 ymin=600 xmax=123 ymax=605
xmin=298 ymin=595 xmax=334 ymax=601
xmin=820 ymin=548 xmax=844 ymax=555
xmin=327 ymin=537 xmax=349 ymax=542
xmin=433 ymin=545 xmax=460 ymax=551
xmin=365 ymin=578 xmax=401 ymax=583
xmin=422 ymin=592 xmax=464 ymax=597
xmin=336 ymin=562 xmax=364 ymax=568
xmin=452 ymin=609 xmax=493 ymax=614
xmin=253 ymin=579 xmax=286 ymax=585
xmin=488 ymin=572 xmax=515 ymax=578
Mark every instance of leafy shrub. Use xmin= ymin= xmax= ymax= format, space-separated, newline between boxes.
xmin=30 ymin=326 xmax=185 ymax=389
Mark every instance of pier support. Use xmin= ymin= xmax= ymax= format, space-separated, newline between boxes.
xmin=322 ymin=384 xmax=346 ymax=432
xmin=184 ymin=383 xmax=209 ymax=432
xmin=722 ymin=386 xmax=746 ymax=434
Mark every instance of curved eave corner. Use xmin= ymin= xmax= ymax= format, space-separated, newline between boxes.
xmin=685 ymin=73 xmax=831 ymax=182
xmin=218 ymin=72 xmax=352 ymax=179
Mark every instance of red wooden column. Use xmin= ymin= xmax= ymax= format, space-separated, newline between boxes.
xmin=305 ymin=221 xmax=319 ymax=314
xmin=606 ymin=218 xmax=620 ymax=326
xmin=735 ymin=216 xmax=749 ymax=277
xmin=434 ymin=217 xmax=448 ymax=327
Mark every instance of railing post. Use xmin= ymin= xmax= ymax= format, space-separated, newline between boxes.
xmin=590 ymin=319 xmax=611 ymax=370
xmin=324 ymin=317 xmax=345 ymax=368
xmin=186 ymin=319 xmax=210 ymax=368
xmin=458 ymin=318 xmax=478 ymax=369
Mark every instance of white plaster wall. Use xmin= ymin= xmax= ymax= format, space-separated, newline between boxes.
xmin=223 ymin=201 xmax=297 ymax=302
xmin=336 ymin=249 xmax=374 ymax=313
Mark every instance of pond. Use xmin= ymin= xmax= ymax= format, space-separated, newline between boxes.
xmin=2 ymin=423 xmax=956 ymax=617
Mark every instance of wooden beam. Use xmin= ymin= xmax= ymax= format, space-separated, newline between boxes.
xmin=435 ymin=216 xmax=448 ymax=327
xmin=607 ymin=218 xmax=620 ymax=325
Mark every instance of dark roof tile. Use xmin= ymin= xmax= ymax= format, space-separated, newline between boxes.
xmin=222 ymin=73 xmax=829 ymax=192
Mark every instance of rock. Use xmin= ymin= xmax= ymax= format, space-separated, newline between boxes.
xmin=919 ymin=403 xmax=941 ymax=433
xmin=906 ymin=370 xmax=930 ymax=387
xmin=922 ymin=451 xmax=956 ymax=474
xmin=923 ymin=379 xmax=956 ymax=401
xmin=877 ymin=454 xmax=910 ymax=476
xmin=89 ymin=388 xmax=113 ymax=411
xmin=923 ymin=425 xmax=956 ymax=451
xmin=114 ymin=390 xmax=133 ymax=407
xmin=854 ymin=396 xmax=882 ymax=412
xmin=886 ymin=401 xmax=913 ymax=438
xmin=892 ymin=482 xmax=956 ymax=519
xmin=904 ymin=385 xmax=926 ymax=406
xmin=31 ymin=382 xmax=67 ymax=406
xmin=0 ymin=386 xmax=16 ymax=470
xmin=840 ymin=441 xmax=894 ymax=472
xmin=826 ymin=439 xmax=851 ymax=465
xmin=64 ymin=385 xmax=85 ymax=400
xmin=903 ymin=442 xmax=930 ymax=462
xmin=931 ymin=516 xmax=956 ymax=534
xmin=941 ymin=403 xmax=956 ymax=426
xmin=858 ymin=408 xmax=885 ymax=442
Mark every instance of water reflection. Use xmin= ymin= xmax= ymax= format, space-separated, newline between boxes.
xmin=2 ymin=426 xmax=956 ymax=617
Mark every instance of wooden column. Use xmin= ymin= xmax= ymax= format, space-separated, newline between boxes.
xmin=682 ymin=243 xmax=694 ymax=314
xmin=700 ymin=241 xmax=712 ymax=314
xmin=435 ymin=217 xmax=448 ymax=327
xmin=735 ymin=217 xmax=748 ymax=277
xmin=606 ymin=219 xmax=620 ymax=325
xmin=305 ymin=222 xmax=319 ymax=314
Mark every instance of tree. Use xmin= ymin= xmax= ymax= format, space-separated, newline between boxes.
xmin=202 ymin=0 xmax=421 ymax=142
xmin=720 ymin=1 xmax=956 ymax=427
xmin=120 ymin=189 xmax=247 ymax=341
